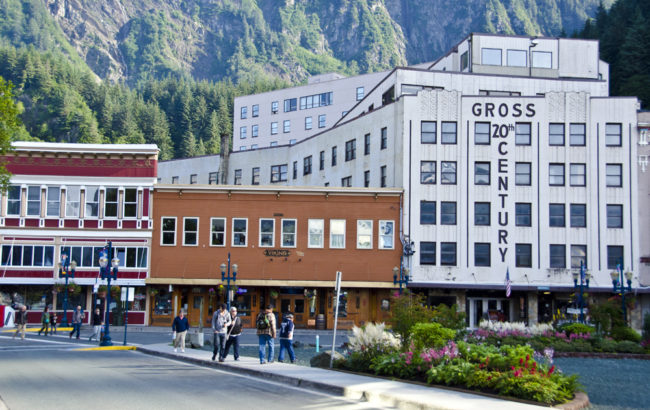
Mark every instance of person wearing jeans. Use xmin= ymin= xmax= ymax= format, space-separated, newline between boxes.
xmin=69 ymin=306 xmax=84 ymax=339
xmin=211 ymin=304 xmax=231 ymax=361
xmin=223 ymin=307 xmax=242 ymax=361
xmin=256 ymin=304 xmax=276 ymax=364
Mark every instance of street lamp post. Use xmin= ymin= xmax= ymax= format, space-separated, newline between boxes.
xmin=219 ymin=253 xmax=238 ymax=310
xmin=572 ymin=261 xmax=590 ymax=323
xmin=610 ymin=263 xmax=633 ymax=325
xmin=529 ymin=38 xmax=539 ymax=77
xmin=392 ymin=264 xmax=410 ymax=294
xmin=99 ymin=241 xmax=119 ymax=347
xmin=58 ymin=253 xmax=77 ymax=327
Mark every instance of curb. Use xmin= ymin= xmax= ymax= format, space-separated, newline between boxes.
xmin=554 ymin=392 xmax=590 ymax=410
xmin=74 ymin=346 xmax=137 ymax=351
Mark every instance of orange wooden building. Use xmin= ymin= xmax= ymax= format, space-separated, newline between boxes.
xmin=149 ymin=185 xmax=403 ymax=329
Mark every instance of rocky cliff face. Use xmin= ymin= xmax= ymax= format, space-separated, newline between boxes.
xmin=38 ymin=0 xmax=609 ymax=84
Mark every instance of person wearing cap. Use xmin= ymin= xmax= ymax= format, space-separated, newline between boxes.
xmin=222 ymin=306 xmax=243 ymax=361
xmin=278 ymin=312 xmax=296 ymax=363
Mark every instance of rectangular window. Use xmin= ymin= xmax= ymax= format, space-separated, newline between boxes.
xmin=441 ymin=122 xmax=457 ymax=144
xmin=345 ymin=139 xmax=356 ymax=161
xmin=283 ymin=120 xmax=290 ymax=133
xmin=420 ymin=201 xmax=436 ymax=224
xmin=251 ymin=167 xmax=260 ymax=185
xmin=440 ymin=161 xmax=456 ymax=184
xmin=364 ymin=170 xmax=370 ymax=187
xmin=171 ymin=176 xmax=179 ymax=184
xmin=271 ymin=122 xmax=278 ymax=135
xmin=606 ymin=164 xmax=622 ymax=187
xmin=507 ymin=49 xmax=527 ymax=67
xmin=549 ymin=123 xmax=565 ymax=146
xmin=357 ymin=220 xmax=372 ymax=249
xmin=421 ymin=121 xmax=436 ymax=143
xmin=281 ymin=219 xmax=297 ymax=247
xmin=364 ymin=133 xmax=370 ymax=155
xmin=356 ymin=87 xmax=364 ymax=101
xmin=515 ymin=162 xmax=531 ymax=186
xmin=341 ymin=176 xmax=352 ymax=187
xmin=183 ymin=217 xmax=198 ymax=246
xmin=475 ymin=122 xmax=490 ymax=145
xmin=319 ymin=115 xmax=326 ymax=128
xmin=550 ymin=245 xmax=566 ymax=268
xmin=271 ymin=164 xmax=287 ymax=182
xmin=420 ymin=161 xmax=436 ymax=184
xmin=606 ymin=123 xmax=622 ymax=146
xmin=515 ymin=203 xmax=532 ymax=227
xmin=549 ymin=163 xmax=565 ymax=186
xmin=104 ymin=188 xmax=118 ymax=218
xmin=7 ymin=185 xmax=21 ymax=216
xmin=570 ymin=123 xmax=586 ymax=146
xmin=252 ymin=104 xmax=259 ymax=117
xmin=240 ymin=106 xmax=247 ymax=119
xmin=308 ymin=219 xmax=324 ymax=248
xmin=293 ymin=161 xmax=297 ymax=179
xmin=210 ymin=218 xmax=225 ymax=246
xmin=234 ymin=169 xmax=242 ymax=185
xmin=239 ymin=126 xmax=247 ymax=139
xmin=482 ymin=48 xmax=502 ymax=65
xmin=259 ymin=218 xmax=275 ymax=247
xmin=420 ymin=242 xmax=436 ymax=265
xmin=549 ymin=204 xmax=565 ymax=227
xmin=271 ymin=101 xmax=279 ymax=114
xmin=474 ymin=162 xmax=490 ymax=185
xmin=379 ymin=220 xmax=394 ymax=249
xmin=209 ymin=172 xmax=218 ymax=185
xmin=123 ymin=188 xmax=137 ymax=218
xmin=516 ymin=244 xmax=532 ymax=267
xmin=440 ymin=202 xmax=457 ymax=225
xmin=232 ymin=218 xmax=248 ymax=246
xmin=284 ymin=98 xmax=297 ymax=112
xmin=330 ymin=219 xmax=346 ymax=249
xmin=46 ymin=187 xmax=60 ymax=217
xmin=27 ymin=186 xmax=40 ymax=216
xmin=331 ymin=146 xmax=337 ymax=166
xmin=381 ymin=127 xmax=387 ymax=149
xmin=440 ymin=242 xmax=457 ymax=266
xmin=319 ymin=151 xmax=325 ymax=171
xmin=570 ymin=204 xmax=586 ymax=228
xmin=460 ymin=51 xmax=469 ymax=71
xmin=474 ymin=243 xmax=491 ymax=267
xmin=515 ymin=123 xmax=531 ymax=145
xmin=380 ymin=166 xmax=387 ymax=187
xmin=607 ymin=204 xmax=623 ymax=228
xmin=475 ymin=202 xmax=490 ymax=226
xmin=1 ymin=245 xmax=54 ymax=267
xmin=251 ymin=125 xmax=258 ymax=138
xmin=189 ymin=174 xmax=197 ymax=184
xmin=85 ymin=187 xmax=99 ymax=217
xmin=532 ymin=51 xmax=552 ymax=68
xmin=570 ymin=163 xmax=586 ymax=186
xmin=305 ymin=117 xmax=312 ymax=130
xmin=161 ymin=217 xmax=176 ymax=245
xmin=303 ymin=156 xmax=312 ymax=176
xmin=607 ymin=246 xmax=624 ymax=269
xmin=571 ymin=245 xmax=587 ymax=269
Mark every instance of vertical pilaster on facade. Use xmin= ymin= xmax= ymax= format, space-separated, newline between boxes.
xmin=527 ymin=292 xmax=538 ymax=326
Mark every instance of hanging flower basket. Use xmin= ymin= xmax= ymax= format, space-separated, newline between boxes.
xmin=67 ymin=281 xmax=82 ymax=296
xmin=53 ymin=283 xmax=65 ymax=294
xmin=269 ymin=290 xmax=279 ymax=299
xmin=149 ymin=288 xmax=159 ymax=297
xmin=97 ymin=285 xmax=108 ymax=298
xmin=111 ymin=285 xmax=121 ymax=298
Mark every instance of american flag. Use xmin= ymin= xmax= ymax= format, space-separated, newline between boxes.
xmin=505 ymin=267 xmax=512 ymax=298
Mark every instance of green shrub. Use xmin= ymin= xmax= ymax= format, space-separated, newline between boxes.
xmin=410 ymin=322 xmax=456 ymax=350
xmin=550 ymin=340 xmax=572 ymax=352
xmin=643 ymin=313 xmax=650 ymax=342
xmin=561 ymin=322 xmax=595 ymax=336
xmin=388 ymin=290 xmax=435 ymax=342
xmin=569 ymin=339 xmax=593 ymax=352
xmin=592 ymin=337 xmax=617 ymax=352
xmin=614 ymin=340 xmax=644 ymax=354
xmin=431 ymin=303 xmax=467 ymax=331
xmin=611 ymin=326 xmax=641 ymax=343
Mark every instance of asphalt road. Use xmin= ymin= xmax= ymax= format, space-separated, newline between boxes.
xmin=0 ymin=336 xmax=380 ymax=410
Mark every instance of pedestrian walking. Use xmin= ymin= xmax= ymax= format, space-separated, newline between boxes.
xmin=211 ymin=304 xmax=231 ymax=361
xmin=13 ymin=305 xmax=27 ymax=340
xmin=278 ymin=312 xmax=296 ymax=363
xmin=222 ymin=306 xmax=242 ymax=361
xmin=256 ymin=304 xmax=276 ymax=364
xmin=172 ymin=310 xmax=190 ymax=353
xmin=69 ymin=305 xmax=84 ymax=339
xmin=37 ymin=306 xmax=50 ymax=336
xmin=89 ymin=308 xmax=103 ymax=342
xmin=49 ymin=312 xmax=58 ymax=335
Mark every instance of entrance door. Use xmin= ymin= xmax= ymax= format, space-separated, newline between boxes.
xmin=188 ymin=295 xmax=204 ymax=327
xmin=279 ymin=295 xmax=307 ymax=328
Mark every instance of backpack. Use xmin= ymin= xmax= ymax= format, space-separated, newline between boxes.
xmin=256 ymin=313 xmax=270 ymax=330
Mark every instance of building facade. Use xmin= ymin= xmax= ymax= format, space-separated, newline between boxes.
xmin=149 ymin=185 xmax=402 ymax=328
xmin=0 ymin=142 xmax=158 ymax=325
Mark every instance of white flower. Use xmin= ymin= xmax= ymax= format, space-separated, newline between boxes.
xmin=347 ymin=322 xmax=401 ymax=352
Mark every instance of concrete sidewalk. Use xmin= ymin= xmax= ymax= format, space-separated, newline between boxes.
xmin=138 ymin=343 xmax=550 ymax=410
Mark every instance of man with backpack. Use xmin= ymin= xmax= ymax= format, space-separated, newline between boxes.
xmin=256 ymin=304 xmax=276 ymax=364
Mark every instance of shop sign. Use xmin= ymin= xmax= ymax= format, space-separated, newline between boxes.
xmin=263 ymin=249 xmax=290 ymax=257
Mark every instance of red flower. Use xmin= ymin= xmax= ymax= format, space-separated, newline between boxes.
xmin=548 ymin=365 xmax=555 ymax=375
xmin=519 ymin=358 xmax=524 ymax=365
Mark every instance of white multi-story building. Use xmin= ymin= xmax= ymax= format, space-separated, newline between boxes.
xmin=159 ymin=33 xmax=647 ymax=328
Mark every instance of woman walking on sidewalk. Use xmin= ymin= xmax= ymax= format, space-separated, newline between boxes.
xmin=89 ymin=308 xmax=103 ymax=342
xmin=37 ymin=306 xmax=50 ymax=336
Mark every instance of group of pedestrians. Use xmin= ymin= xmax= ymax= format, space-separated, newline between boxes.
xmin=17 ymin=305 xmax=104 ymax=342
xmin=170 ymin=303 xmax=296 ymax=364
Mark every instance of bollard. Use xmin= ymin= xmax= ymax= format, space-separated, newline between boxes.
xmin=316 ymin=334 xmax=319 ymax=352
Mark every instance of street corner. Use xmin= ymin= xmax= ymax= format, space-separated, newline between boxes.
xmin=73 ymin=345 xmax=137 ymax=351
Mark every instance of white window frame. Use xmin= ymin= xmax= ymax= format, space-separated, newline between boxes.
xmin=379 ymin=220 xmax=395 ymax=250
xmin=329 ymin=219 xmax=346 ymax=249
xmin=356 ymin=220 xmax=373 ymax=249
xmin=123 ymin=188 xmax=138 ymax=218
xmin=46 ymin=186 xmax=60 ymax=217
xmin=85 ymin=186 xmax=99 ymax=218
xmin=6 ymin=185 xmax=21 ymax=216
xmin=182 ymin=217 xmax=199 ymax=246
xmin=65 ymin=186 xmax=81 ymax=218
xmin=281 ymin=219 xmax=297 ymax=248
xmin=308 ymin=219 xmax=324 ymax=248
xmin=210 ymin=217 xmax=226 ymax=247
xmin=259 ymin=218 xmax=275 ymax=247
xmin=26 ymin=185 xmax=40 ymax=216
xmin=232 ymin=218 xmax=248 ymax=247
xmin=160 ymin=216 xmax=177 ymax=246
xmin=104 ymin=187 xmax=119 ymax=218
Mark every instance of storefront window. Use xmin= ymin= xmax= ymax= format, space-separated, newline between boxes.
xmin=1 ymin=285 xmax=53 ymax=310
xmin=232 ymin=291 xmax=251 ymax=317
xmin=336 ymin=291 xmax=348 ymax=317
xmin=153 ymin=289 xmax=172 ymax=315
xmin=55 ymin=289 xmax=87 ymax=310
